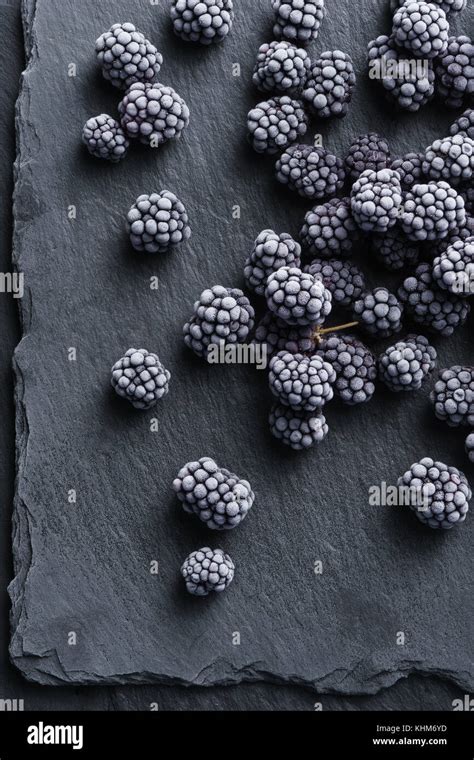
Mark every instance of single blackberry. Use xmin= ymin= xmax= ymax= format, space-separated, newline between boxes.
xmin=423 ymin=135 xmax=474 ymax=186
xmin=431 ymin=366 xmax=474 ymax=426
xmin=465 ymin=432 xmax=474 ymax=463
xmin=275 ymin=143 xmax=345 ymax=200
xmin=300 ymin=197 xmax=359 ymax=258
xmin=344 ymin=132 xmax=392 ymax=182
xmin=173 ymin=457 xmax=254 ymax=530
xmin=252 ymin=311 xmax=317 ymax=357
xmin=391 ymin=153 xmax=425 ymax=189
xmin=95 ymin=22 xmax=162 ymax=91
xmin=118 ymin=82 xmax=190 ymax=146
xmin=378 ymin=334 xmax=437 ymax=392
xmin=398 ymin=262 xmax=470 ymax=335
xmin=401 ymin=181 xmax=466 ymax=241
xmin=302 ymin=50 xmax=356 ymax=119
xmin=367 ymin=35 xmax=435 ymax=113
xmin=398 ymin=458 xmax=471 ymax=529
xmin=353 ymin=288 xmax=404 ymax=338
xmin=170 ymin=0 xmax=234 ymax=45
xmin=433 ymin=236 xmax=474 ymax=294
xmin=181 ymin=547 xmax=235 ymax=596
xmin=392 ymin=1 xmax=449 ymax=59
xmin=316 ymin=334 xmax=376 ymax=405
xmin=111 ymin=348 xmax=170 ymax=410
xmin=450 ymin=108 xmax=474 ymax=141
xmin=253 ymin=40 xmax=311 ymax=94
xmin=247 ymin=96 xmax=308 ymax=155
xmin=391 ymin=0 xmax=466 ymax=14
xmin=304 ymin=258 xmax=365 ymax=307
xmin=269 ymin=403 xmax=328 ymax=449
xmin=265 ymin=266 xmax=332 ymax=326
xmin=371 ymin=228 xmax=420 ymax=272
xmin=435 ymin=36 xmax=474 ymax=109
xmin=127 ymin=191 xmax=191 ymax=253
xmin=183 ymin=286 xmax=255 ymax=358
xmin=350 ymin=169 xmax=403 ymax=233
xmin=244 ymin=229 xmax=301 ymax=296
xmin=82 ymin=114 xmax=129 ymax=162
xmin=272 ymin=0 xmax=326 ymax=45
xmin=268 ymin=350 xmax=336 ymax=411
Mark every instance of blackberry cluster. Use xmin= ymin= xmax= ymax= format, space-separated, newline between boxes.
xmin=344 ymin=132 xmax=392 ymax=182
xmin=183 ymin=286 xmax=255 ymax=358
xmin=401 ymin=181 xmax=466 ymax=241
xmin=353 ymin=288 xmax=404 ymax=338
xmin=265 ymin=266 xmax=332 ymax=326
xmin=127 ymin=191 xmax=191 ymax=253
xmin=435 ymin=36 xmax=474 ymax=109
xmin=95 ymin=23 xmax=162 ymax=90
xmin=269 ymin=403 xmax=328 ymax=450
xmin=398 ymin=458 xmax=471 ymax=529
xmin=371 ymin=228 xmax=420 ymax=272
xmin=465 ymin=432 xmax=474 ymax=463
xmin=317 ymin=334 xmax=376 ymax=405
xmin=431 ymin=366 xmax=474 ymax=426
xmin=391 ymin=152 xmax=425 ymax=188
xmin=118 ymin=82 xmax=190 ymax=146
xmin=367 ymin=35 xmax=435 ymax=113
xmin=450 ymin=108 xmax=474 ymax=141
xmin=433 ymin=236 xmax=474 ymax=294
xmin=82 ymin=114 xmax=129 ymax=162
xmin=275 ymin=144 xmax=345 ymax=200
xmin=422 ymin=135 xmax=474 ymax=186
xmin=247 ymin=96 xmax=308 ymax=154
xmin=253 ymin=312 xmax=317 ymax=357
xmin=111 ymin=348 xmax=170 ymax=410
xmin=181 ymin=547 xmax=235 ymax=596
xmin=244 ymin=229 xmax=301 ymax=296
xmin=350 ymin=169 xmax=403 ymax=233
xmin=392 ymin=1 xmax=449 ymax=59
xmin=378 ymin=335 xmax=437 ymax=392
xmin=398 ymin=263 xmax=470 ymax=335
xmin=302 ymin=50 xmax=356 ymax=119
xmin=173 ymin=457 xmax=254 ymax=530
xmin=253 ymin=41 xmax=311 ymax=94
xmin=300 ymin=197 xmax=359 ymax=258
xmin=269 ymin=351 xmax=336 ymax=411
xmin=272 ymin=0 xmax=326 ymax=44
xmin=304 ymin=258 xmax=365 ymax=307
xmin=170 ymin=0 xmax=234 ymax=45
xmin=390 ymin=0 xmax=466 ymax=13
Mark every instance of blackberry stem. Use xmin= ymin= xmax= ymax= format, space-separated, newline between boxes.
xmin=314 ymin=320 xmax=359 ymax=340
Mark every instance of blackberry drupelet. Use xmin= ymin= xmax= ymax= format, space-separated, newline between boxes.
xmin=350 ymin=169 xmax=403 ymax=233
xmin=398 ymin=458 xmax=471 ymax=529
xmin=391 ymin=153 xmax=425 ymax=189
xmin=181 ymin=547 xmax=235 ymax=596
xmin=433 ymin=236 xmax=474 ymax=294
xmin=253 ymin=312 xmax=317 ymax=357
xmin=247 ymin=96 xmax=308 ymax=155
xmin=302 ymin=50 xmax=356 ymax=118
xmin=300 ymin=197 xmax=359 ymax=258
xmin=183 ymin=286 xmax=255 ymax=358
xmin=304 ymin=258 xmax=365 ymax=307
xmin=353 ymin=288 xmax=404 ymax=338
xmin=111 ymin=348 xmax=170 ymax=409
xmin=253 ymin=41 xmax=311 ymax=94
xmin=465 ymin=432 xmax=474 ymax=463
xmin=265 ymin=266 xmax=332 ymax=326
xmin=401 ymin=181 xmax=466 ymax=241
xmin=272 ymin=0 xmax=326 ymax=44
xmin=431 ymin=366 xmax=474 ymax=425
xmin=269 ymin=403 xmax=328 ymax=449
xmin=170 ymin=0 xmax=234 ymax=44
xmin=371 ymin=227 xmax=420 ymax=272
xmin=423 ymin=135 xmax=474 ymax=186
xmin=450 ymin=108 xmax=474 ymax=141
xmin=392 ymin=1 xmax=449 ymax=59
xmin=398 ymin=262 xmax=470 ymax=335
xmin=367 ymin=35 xmax=435 ymax=113
xmin=275 ymin=143 xmax=345 ymax=200
xmin=244 ymin=229 xmax=301 ymax=296
xmin=127 ymin=191 xmax=191 ymax=253
xmin=119 ymin=82 xmax=190 ymax=146
xmin=82 ymin=114 xmax=129 ymax=162
xmin=435 ymin=36 xmax=474 ymax=109
xmin=317 ymin=334 xmax=376 ymax=405
xmin=269 ymin=350 xmax=336 ymax=411
xmin=378 ymin=334 xmax=437 ymax=392
xmin=344 ymin=132 xmax=392 ymax=182
xmin=95 ymin=22 xmax=162 ymax=90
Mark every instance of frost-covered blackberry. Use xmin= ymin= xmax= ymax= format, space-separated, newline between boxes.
xmin=450 ymin=108 xmax=474 ymax=141
xmin=371 ymin=228 xmax=420 ymax=272
xmin=350 ymin=169 xmax=403 ymax=233
xmin=300 ymin=197 xmax=359 ymax=258
xmin=433 ymin=236 xmax=474 ymax=294
xmin=170 ymin=0 xmax=234 ymax=44
xmin=431 ymin=366 xmax=474 ymax=426
xmin=391 ymin=0 xmax=466 ymax=15
xmin=253 ymin=41 xmax=311 ymax=94
xmin=272 ymin=0 xmax=326 ymax=44
xmin=465 ymin=432 xmax=474 ymax=462
xmin=367 ymin=35 xmax=435 ymax=113
xmin=247 ymin=96 xmax=308 ymax=155
xmin=183 ymin=286 xmax=255 ymax=358
xmin=391 ymin=152 xmax=425 ymax=189
xmin=353 ymin=288 xmax=403 ymax=338
xmin=265 ymin=266 xmax=332 ymax=326
xmin=269 ymin=403 xmax=328 ymax=449
xmin=269 ymin=351 xmax=336 ymax=411
xmin=398 ymin=262 xmax=470 ymax=335
xmin=423 ymin=135 xmax=474 ymax=186
xmin=435 ymin=36 xmax=474 ymax=109
xmin=317 ymin=334 xmax=376 ymax=405
xmin=392 ymin=1 xmax=449 ymax=59
xmin=82 ymin=114 xmax=129 ymax=162
xmin=173 ymin=457 xmax=254 ymax=530
xmin=379 ymin=334 xmax=437 ymax=392
xmin=304 ymin=258 xmax=365 ymax=307
xmin=127 ymin=191 xmax=191 ymax=253
xmin=302 ymin=50 xmax=356 ymax=118
xmin=401 ymin=181 xmax=466 ymax=241
xmin=275 ymin=144 xmax=345 ymax=200
xmin=111 ymin=348 xmax=170 ymax=409
xmin=181 ymin=547 xmax=235 ymax=596
xmin=253 ymin=312 xmax=317 ymax=357
xmin=244 ymin=229 xmax=301 ymax=296
xmin=398 ymin=458 xmax=471 ymax=529
xmin=95 ymin=23 xmax=162 ymax=90
xmin=118 ymin=82 xmax=190 ymax=146
xmin=344 ymin=133 xmax=392 ymax=182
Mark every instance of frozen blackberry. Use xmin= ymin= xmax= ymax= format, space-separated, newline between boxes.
xmin=423 ymin=135 xmax=474 ymax=186
xmin=272 ymin=0 xmax=325 ymax=44
xmin=353 ymin=288 xmax=403 ymax=338
xmin=367 ymin=35 xmax=435 ymax=113
xmin=300 ymin=197 xmax=359 ymax=258
xmin=316 ymin=334 xmax=376 ymax=405
xmin=450 ymin=108 xmax=474 ymax=141
xmin=433 ymin=236 xmax=474 ymax=294
xmin=183 ymin=286 xmax=255 ymax=358
xmin=465 ymin=432 xmax=474 ymax=462
xmin=253 ymin=40 xmax=311 ymax=94
xmin=302 ymin=50 xmax=356 ymax=119
xmin=350 ymin=169 xmax=403 ymax=233
xmin=269 ymin=350 xmax=336 ymax=411
xmin=173 ymin=457 xmax=254 ymax=530
xmin=401 ymin=181 xmax=466 ymax=241
xmin=82 ymin=114 xmax=129 ymax=162
xmin=95 ymin=22 xmax=162 ymax=91
xmin=392 ymin=1 xmax=449 ymax=59
xmin=181 ymin=547 xmax=234 ymax=596
xmin=344 ymin=133 xmax=392 ymax=182
xmin=391 ymin=0 xmax=466 ymax=14
xmin=127 ymin=191 xmax=191 ymax=253
xmin=170 ymin=0 xmax=234 ymax=45
xmin=428 ymin=216 xmax=474 ymax=258
xmin=111 ymin=348 xmax=170 ymax=410
xmin=398 ymin=262 xmax=470 ymax=335
xmin=252 ymin=311 xmax=317 ymax=357
xmin=431 ymin=366 xmax=474 ymax=426
xmin=265 ymin=266 xmax=332 ymax=326
xmin=379 ymin=334 xmax=437 ymax=392
xmin=304 ymin=258 xmax=365 ymax=307
xmin=391 ymin=153 xmax=425 ymax=189
xmin=398 ymin=458 xmax=471 ymax=529
xmin=275 ymin=143 xmax=345 ymax=200
xmin=244 ymin=229 xmax=301 ymax=296
xmin=435 ymin=36 xmax=474 ymax=109
xmin=247 ymin=96 xmax=308 ymax=155
xmin=269 ymin=403 xmax=328 ymax=449
xmin=371 ymin=228 xmax=420 ymax=272
xmin=118 ymin=82 xmax=190 ymax=146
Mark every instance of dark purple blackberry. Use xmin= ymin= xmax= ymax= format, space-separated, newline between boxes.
xmin=170 ymin=0 xmax=234 ymax=45
xmin=316 ymin=334 xmax=376 ymax=405
xmin=244 ymin=229 xmax=301 ymax=296
xmin=247 ymin=96 xmax=308 ymax=155
xmin=398 ymin=262 xmax=470 ymax=335
xmin=450 ymin=108 xmax=474 ymax=141
xmin=378 ymin=334 xmax=437 ymax=392
xmin=181 ymin=547 xmax=235 ymax=596
xmin=367 ymin=35 xmax=435 ymax=113
xmin=350 ymin=169 xmax=403 ymax=233
xmin=268 ymin=350 xmax=336 ymax=411
xmin=423 ymin=135 xmax=474 ymax=186
xmin=391 ymin=153 xmax=426 ymax=189
xmin=435 ymin=35 xmax=474 ymax=109
xmin=111 ymin=348 xmax=170 ymax=410
xmin=371 ymin=228 xmax=420 ymax=272
xmin=265 ymin=266 xmax=332 ymax=326
xmin=398 ymin=458 xmax=471 ymax=529
xmin=353 ymin=287 xmax=404 ymax=338
xmin=392 ymin=1 xmax=449 ymax=59
xmin=390 ymin=0 xmax=466 ymax=14
xmin=431 ymin=366 xmax=474 ymax=426
xmin=82 ymin=114 xmax=129 ymax=162
xmin=344 ymin=132 xmax=392 ymax=182
xmin=304 ymin=258 xmax=365 ymax=307
xmin=253 ymin=311 xmax=317 ymax=357
xmin=127 ymin=191 xmax=191 ymax=253
xmin=302 ymin=50 xmax=356 ymax=118
xmin=275 ymin=143 xmax=345 ymax=200
xmin=465 ymin=432 xmax=474 ymax=463
xmin=269 ymin=403 xmax=328 ymax=449
xmin=300 ymin=197 xmax=359 ymax=258
xmin=433 ymin=236 xmax=474 ymax=294
xmin=253 ymin=41 xmax=311 ymax=94
xmin=272 ymin=0 xmax=326 ymax=44
xmin=118 ymin=82 xmax=190 ymax=146
xmin=183 ymin=286 xmax=255 ymax=358
xmin=95 ymin=22 xmax=162 ymax=90
xmin=401 ymin=182 xmax=466 ymax=241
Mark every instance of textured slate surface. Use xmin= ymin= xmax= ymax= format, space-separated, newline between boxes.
xmin=8 ymin=0 xmax=474 ymax=694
